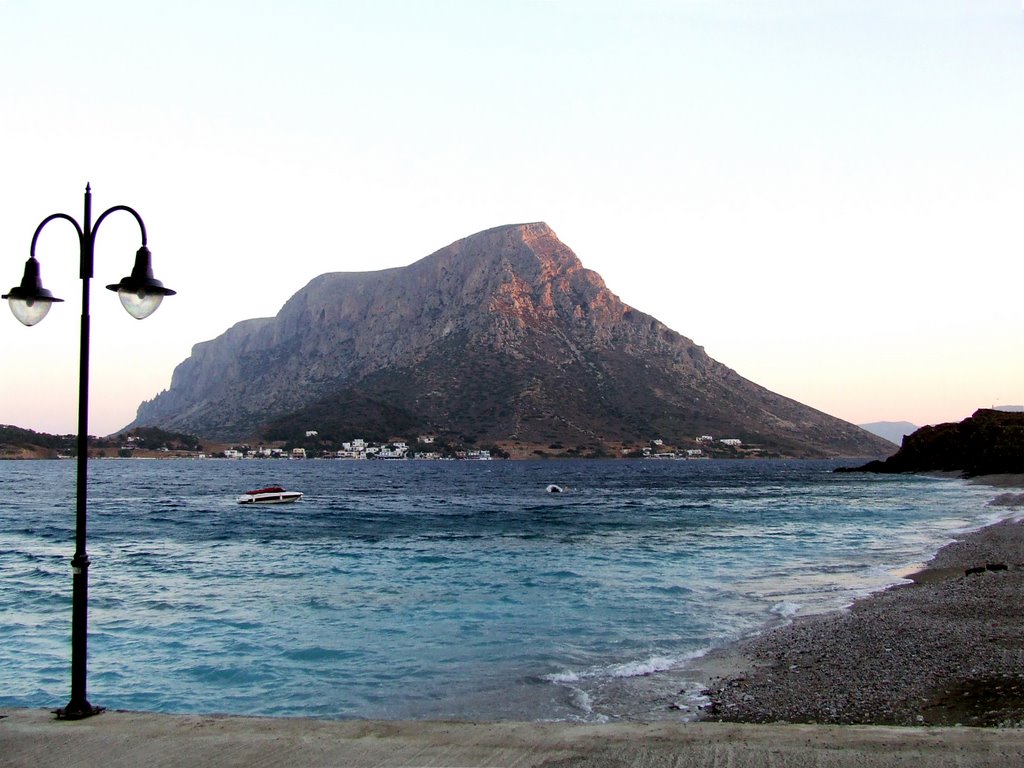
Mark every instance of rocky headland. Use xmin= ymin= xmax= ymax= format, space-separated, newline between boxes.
xmin=844 ymin=409 xmax=1024 ymax=477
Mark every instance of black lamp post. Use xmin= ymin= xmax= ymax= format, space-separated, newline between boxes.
xmin=3 ymin=184 xmax=175 ymax=719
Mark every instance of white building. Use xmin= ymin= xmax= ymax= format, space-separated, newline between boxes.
xmin=378 ymin=444 xmax=408 ymax=459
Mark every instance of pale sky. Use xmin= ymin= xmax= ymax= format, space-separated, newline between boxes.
xmin=1 ymin=0 xmax=1022 ymax=437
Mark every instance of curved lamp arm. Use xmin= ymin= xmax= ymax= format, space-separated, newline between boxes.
xmin=93 ymin=204 xmax=148 ymax=247
xmin=30 ymin=212 xmax=85 ymax=256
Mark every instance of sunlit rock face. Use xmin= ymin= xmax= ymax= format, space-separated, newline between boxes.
xmin=129 ymin=222 xmax=891 ymax=458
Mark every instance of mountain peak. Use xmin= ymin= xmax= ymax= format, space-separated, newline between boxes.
xmin=420 ymin=221 xmax=579 ymax=276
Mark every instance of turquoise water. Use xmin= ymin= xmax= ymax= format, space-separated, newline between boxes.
xmin=0 ymin=459 xmax=1002 ymax=721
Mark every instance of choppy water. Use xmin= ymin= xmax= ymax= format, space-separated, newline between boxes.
xmin=0 ymin=458 xmax=1004 ymax=721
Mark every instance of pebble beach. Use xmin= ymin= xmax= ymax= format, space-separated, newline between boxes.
xmin=701 ymin=485 xmax=1024 ymax=727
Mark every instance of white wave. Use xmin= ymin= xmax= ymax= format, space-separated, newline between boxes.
xmin=544 ymin=650 xmax=706 ymax=686
xmin=544 ymin=670 xmax=581 ymax=684
xmin=769 ymin=601 xmax=801 ymax=619
xmin=607 ymin=655 xmax=681 ymax=679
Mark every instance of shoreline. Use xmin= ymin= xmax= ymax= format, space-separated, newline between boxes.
xmin=695 ymin=475 xmax=1024 ymax=726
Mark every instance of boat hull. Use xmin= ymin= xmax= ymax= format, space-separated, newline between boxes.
xmin=237 ymin=491 xmax=303 ymax=505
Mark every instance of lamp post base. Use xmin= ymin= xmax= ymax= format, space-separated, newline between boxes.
xmin=54 ymin=701 xmax=104 ymax=720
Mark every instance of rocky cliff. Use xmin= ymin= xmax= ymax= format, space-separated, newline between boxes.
xmin=844 ymin=410 xmax=1024 ymax=476
xmin=130 ymin=223 xmax=892 ymax=457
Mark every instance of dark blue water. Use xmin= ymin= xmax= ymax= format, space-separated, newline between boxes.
xmin=0 ymin=458 xmax=1001 ymax=721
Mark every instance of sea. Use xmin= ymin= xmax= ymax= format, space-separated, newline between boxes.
xmin=0 ymin=458 xmax=1009 ymax=722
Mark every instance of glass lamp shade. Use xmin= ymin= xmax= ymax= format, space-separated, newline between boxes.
xmin=6 ymin=294 xmax=57 ymax=326
xmin=105 ymin=246 xmax=176 ymax=320
xmin=3 ymin=256 xmax=64 ymax=326
xmin=116 ymin=287 xmax=165 ymax=320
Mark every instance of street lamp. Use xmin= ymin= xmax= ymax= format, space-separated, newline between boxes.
xmin=3 ymin=184 xmax=175 ymax=719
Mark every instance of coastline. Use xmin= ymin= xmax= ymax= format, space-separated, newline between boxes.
xmin=697 ymin=475 xmax=1024 ymax=726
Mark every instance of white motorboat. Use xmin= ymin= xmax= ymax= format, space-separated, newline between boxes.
xmin=237 ymin=486 xmax=304 ymax=505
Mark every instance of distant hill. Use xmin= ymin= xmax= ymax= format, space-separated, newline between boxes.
xmin=843 ymin=409 xmax=1024 ymax=477
xmin=0 ymin=425 xmax=74 ymax=459
xmin=128 ymin=223 xmax=893 ymax=459
xmin=0 ymin=425 xmax=203 ymax=459
xmin=858 ymin=421 xmax=919 ymax=446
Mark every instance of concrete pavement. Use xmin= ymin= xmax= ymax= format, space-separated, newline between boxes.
xmin=4 ymin=708 xmax=1024 ymax=767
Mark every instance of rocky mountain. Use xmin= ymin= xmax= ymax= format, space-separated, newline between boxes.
xmin=129 ymin=223 xmax=892 ymax=458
